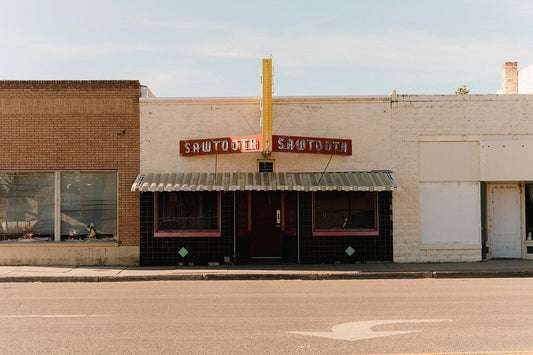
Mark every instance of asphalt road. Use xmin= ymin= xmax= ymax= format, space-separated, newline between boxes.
xmin=2 ymin=279 xmax=533 ymax=354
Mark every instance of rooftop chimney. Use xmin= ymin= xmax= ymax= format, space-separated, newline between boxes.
xmin=498 ymin=62 xmax=518 ymax=94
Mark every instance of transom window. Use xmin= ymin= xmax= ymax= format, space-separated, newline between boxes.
xmin=156 ymin=191 xmax=220 ymax=237
xmin=313 ymin=191 xmax=378 ymax=236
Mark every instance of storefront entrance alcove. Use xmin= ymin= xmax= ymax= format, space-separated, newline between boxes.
xmin=250 ymin=191 xmax=282 ymax=259
xmin=525 ymin=184 xmax=533 ymax=258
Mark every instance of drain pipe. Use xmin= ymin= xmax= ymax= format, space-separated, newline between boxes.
xmin=233 ymin=191 xmax=237 ymax=263
xmin=297 ymin=191 xmax=301 ymax=263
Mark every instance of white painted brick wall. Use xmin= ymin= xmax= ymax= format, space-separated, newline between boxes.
xmin=140 ymin=94 xmax=533 ymax=263
xmin=392 ymin=94 xmax=533 ymax=262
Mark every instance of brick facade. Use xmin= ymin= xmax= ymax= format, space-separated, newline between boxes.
xmin=0 ymin=81 xmax=140 ymax=263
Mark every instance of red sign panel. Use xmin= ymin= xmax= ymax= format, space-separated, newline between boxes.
xmin=180 ymin=135 xmax=352 ymax=156
xmin=272 ymin=135 xmax=351 ymax=155
xmin=180 ymin=135 xmax=262 ymax=156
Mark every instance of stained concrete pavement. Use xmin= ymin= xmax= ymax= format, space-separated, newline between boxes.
xmin=2 ymin=259 xmax=533 ymax=282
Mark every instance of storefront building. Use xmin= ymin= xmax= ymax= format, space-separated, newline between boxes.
xmin=4 ymin=62 xmax=533 ymax=266
xmin=134 ymin=94 xmax=399 ymax=265
xmin=134 ymin=61 xmax=533 ymax=265
xmin=0 ymin=81 xmax=140 ymax=265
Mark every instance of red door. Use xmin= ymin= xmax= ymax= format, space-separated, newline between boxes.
xmin=251 ymin=192 xmax=282 ymax=258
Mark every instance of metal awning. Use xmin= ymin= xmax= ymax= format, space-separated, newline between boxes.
xmin=131 ymin=171 xmax=400 ymax=192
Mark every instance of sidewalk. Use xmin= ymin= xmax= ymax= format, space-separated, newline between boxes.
xmin=2 ymin=259 xmax=533 ymax=282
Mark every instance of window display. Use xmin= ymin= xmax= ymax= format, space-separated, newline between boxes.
xmin=0 ymin=172 xmax=54 ymax=241
xmin=0 ymin=171 xmax=117 ymax=242
xmin=61 ymin=172 xmax=117 ymax=241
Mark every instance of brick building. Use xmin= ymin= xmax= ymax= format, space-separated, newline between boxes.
xmin=0 ymin=81 xmax=140 ymax=265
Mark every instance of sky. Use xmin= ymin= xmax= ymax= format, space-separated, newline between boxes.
xmin=1 ymin=0 xmax=533 ymax=97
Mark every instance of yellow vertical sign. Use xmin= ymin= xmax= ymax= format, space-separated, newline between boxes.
xmin=262 ymin=58 xmax=272 ymax=156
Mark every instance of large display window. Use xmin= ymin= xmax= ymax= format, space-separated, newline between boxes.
xmin=155 ymin=191 xmax=220 ymax=237
xmin=0 ymin=171 xmax=117 ymax=242
xmin=313 ymin=191 xmax=378 ymax=236
xmin=61 ymin=172 xmax=117 ymax=241
xmin=0 ymin=172 xmax=55 ymax=241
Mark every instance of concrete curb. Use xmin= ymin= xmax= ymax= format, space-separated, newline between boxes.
xmin=203 ymin=273 xmax=321 ymax=280
xmin=2 ymin=269 xmax=533 ymax=282
xmin=431 ymin=270 xmax=533 ymax=279
xmin=315 ymin=271 xmax=434 ymax=279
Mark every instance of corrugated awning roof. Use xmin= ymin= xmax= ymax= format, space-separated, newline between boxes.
xmin=131 ymin=171 xmax=400 ymax=192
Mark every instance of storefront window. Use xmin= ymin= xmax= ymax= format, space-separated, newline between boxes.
xmin=0 ymin=171 xmax=117 ymax=243
xmin=156 ymin=191 xmax=220 ymax=237
xmin=60 ymin=172 xmax=117 ymax=241
xmin=314 ymin=191 xmax=377 ymax=236
xmin=0 ymin=172 xmax=55 ymax=241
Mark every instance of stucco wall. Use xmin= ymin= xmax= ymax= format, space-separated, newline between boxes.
xmin=519 ymin=64 xmax=533 ymax=94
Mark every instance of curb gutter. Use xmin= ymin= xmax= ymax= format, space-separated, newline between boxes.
xmin=2 ymin=270 xmax=533 ymax=282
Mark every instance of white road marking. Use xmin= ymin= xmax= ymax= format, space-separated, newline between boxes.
xmin=0 ymin=315 xmax=111 ymax=318
xmin=289 ymin=319 xmax=449 ymax=341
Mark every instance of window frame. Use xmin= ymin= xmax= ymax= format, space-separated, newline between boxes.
xmin=154 ymin=191 xmax=221 ymax=238
xmin=312 ymin=191 xmax=379 ymax=237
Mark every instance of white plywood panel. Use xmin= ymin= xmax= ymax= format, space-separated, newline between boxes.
xmin=419 ymin=142 xmax=479 ymax=182
xmin=420 ymin=182 xmax=481 ymax=245
xmin=481 ymin=140 xmax=533 ymax=181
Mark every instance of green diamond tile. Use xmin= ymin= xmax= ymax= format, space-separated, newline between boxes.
xmin=345 ymin=246 xmax=355 ymax=256
xmin=178 ymin=247 xmax=189 ymax=258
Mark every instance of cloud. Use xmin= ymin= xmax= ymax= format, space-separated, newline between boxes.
xmin=138 ymin=67 xmax=215 ymax=96
xmin=192 ymin=29 xmax=530 ymax=83
xmin=0 ymin=35 xmax=155 ymax=59
xmin=124 ymin=18 xmax=229 ymax=31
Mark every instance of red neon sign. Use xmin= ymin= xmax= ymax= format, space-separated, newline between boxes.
xmin=180 ymin=135 xmax=352 ymax=156
xmin=180 ymin=135 xmax=262 ymax=156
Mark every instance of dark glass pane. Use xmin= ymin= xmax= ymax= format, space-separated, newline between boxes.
xmin=348 ymin=193 xmax=375 ymax=228
xmin=314 ymin=191 xmax=375 ymax=230
xmin=158 ymin=192 xmax=218 ymax=231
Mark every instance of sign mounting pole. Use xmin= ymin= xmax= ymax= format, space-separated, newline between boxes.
xmin=261 ymin=58 xmax=273 ymax=157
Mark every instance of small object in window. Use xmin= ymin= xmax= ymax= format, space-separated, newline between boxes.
xmin=342 ymin=218 xmax=348 ymax=228
xmin=86 ymin=223 xmax=97 ymax=238
xmin=22 ymin=219 xmax=33 ymax=239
